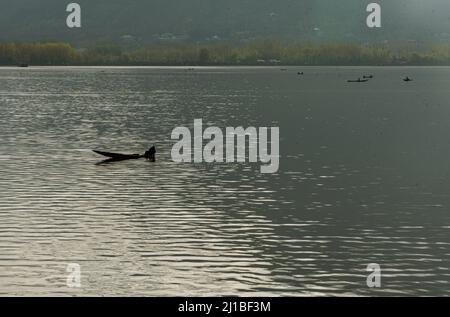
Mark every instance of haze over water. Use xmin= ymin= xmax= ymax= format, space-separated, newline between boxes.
xmin=0 ymin=66 xmax=450 ymax=296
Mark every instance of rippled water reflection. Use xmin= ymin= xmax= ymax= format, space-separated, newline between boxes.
xmin=1 ymin=66 xmax=450 ymax=296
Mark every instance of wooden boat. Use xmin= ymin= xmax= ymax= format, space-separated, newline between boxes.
xmin=93 ymin=150 xmax=142 ymax=160
xmin=347 ymin=78 xmax=369 ymax=83
xmin=93 ymin=146 xmax=156 ymax=163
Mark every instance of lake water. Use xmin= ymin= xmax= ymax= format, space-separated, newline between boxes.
xmin=0 ymin=66 xmax=449 ymax=296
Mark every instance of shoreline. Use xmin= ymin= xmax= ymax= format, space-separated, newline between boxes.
xmin=2 ymin=65 xmax=450 ymax=69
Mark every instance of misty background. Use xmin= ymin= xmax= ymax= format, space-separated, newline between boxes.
xmin=0 ymin=0 xmax=449 ymax=49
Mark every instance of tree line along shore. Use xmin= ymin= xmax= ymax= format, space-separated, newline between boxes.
xmin=1 ymin=41 xmax=450 ymax=66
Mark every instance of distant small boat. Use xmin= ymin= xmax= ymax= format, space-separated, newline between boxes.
xmin=93 ymin=150 xmax=142 ymax=161
xmin=297 ymin=72 xmax=304 ymax=75
xmin=347 ymin=78 xmax=369 ymax=83
xmin=363 ymin=75 xmax=373 ymax=79
xmin=403 ymin=77 xmax=413 ymax=82
xmin=93 ymin=146 xmax=156 ymax=163
xmin=18 ymin=63 xmax=29 ymax=68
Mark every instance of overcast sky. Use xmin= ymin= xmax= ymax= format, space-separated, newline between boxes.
xmin=0 ymin=0 xmax=449 ymax=45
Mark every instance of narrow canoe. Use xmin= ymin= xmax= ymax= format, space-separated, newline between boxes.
xmin=347 ymin=79 xmax=369 ymax=83
xmin=93 ymin=150 xmax=142 ymax=160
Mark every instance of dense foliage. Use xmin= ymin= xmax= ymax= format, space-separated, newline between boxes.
xmin=1 ymin=41 xmax=450 ymax=66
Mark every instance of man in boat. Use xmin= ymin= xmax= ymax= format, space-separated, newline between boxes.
xmin=144 ymin=146 xmax=156 ymax=162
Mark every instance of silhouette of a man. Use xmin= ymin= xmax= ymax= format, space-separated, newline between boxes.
xmin=144 ymin=146 xmax=156 ymax=162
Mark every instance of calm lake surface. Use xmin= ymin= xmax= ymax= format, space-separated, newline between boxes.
xmin=0 ymin=66 xmax=450 ymax=296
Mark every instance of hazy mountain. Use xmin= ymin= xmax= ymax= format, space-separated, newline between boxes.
xmin=0 ymin=0 xmax=449 ymax=48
